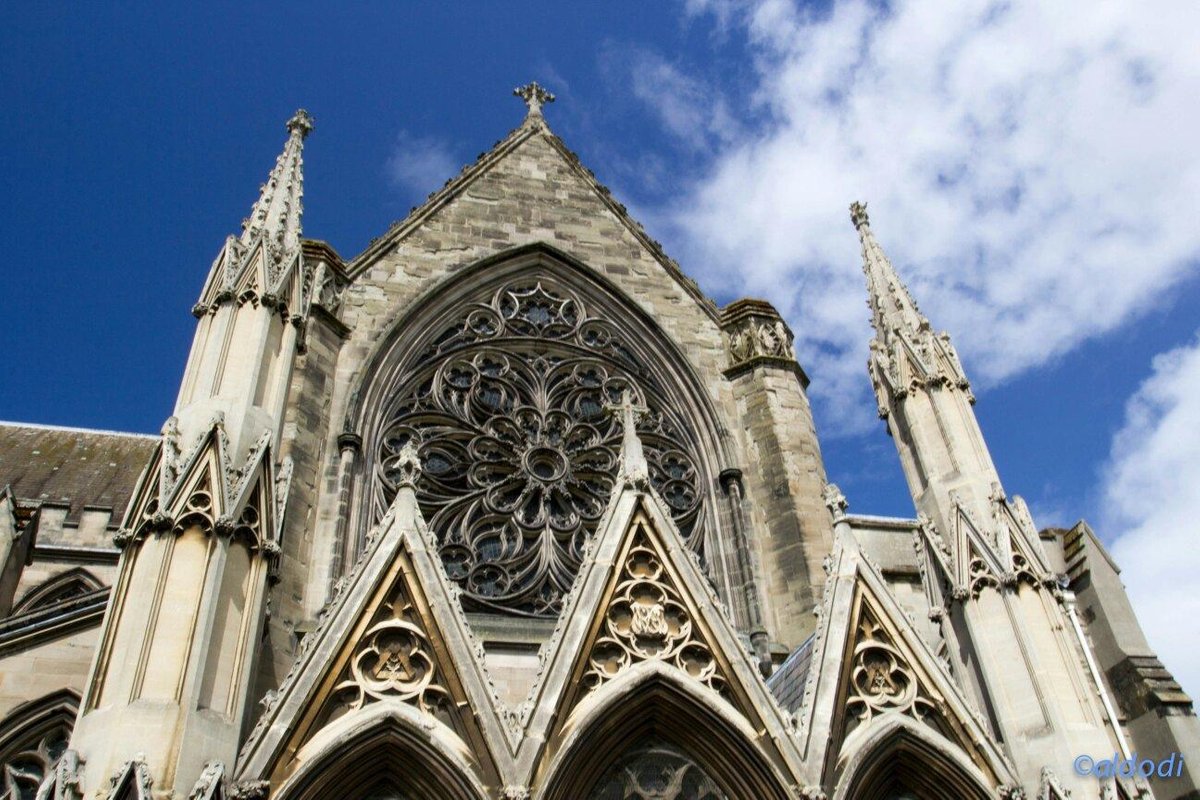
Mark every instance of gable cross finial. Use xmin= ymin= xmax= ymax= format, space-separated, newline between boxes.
xmin=604 ymin=388 xmax=649 ymax=483
xmin=514 ymin=81 xmax=555 ymax=118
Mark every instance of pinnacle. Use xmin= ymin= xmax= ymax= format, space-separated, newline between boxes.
xmin=850 ymin=200 xmax=869 ymax=229
xmin=287 ymin=108 xmax=314 ymax=138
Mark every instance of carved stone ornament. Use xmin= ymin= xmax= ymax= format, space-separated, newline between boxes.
xmin=373 ymin=279 xmax=707 ymax=617
xmin=187 ymin=761 xmax=226 ymax=800
xmin=227 ymin=780 xmax=270 ymax=800
xmin=314 ymin=575 xmax=464 ymax=741
xmin=97 ymin=755 xmax=153 ymax=800
xmin=31 ymin=749 xmax=83 ymax=800
xmin=844 ymin=604 xmax=944 ymax=739
xmin=1038 ymin=767 xmax=1072 ymax=799
xmin=584 ymin=527 xmax=726 ymax=697
xmin=822 ymin=482 xmax=848 ymax=523
xmin=719 ymin=299 xmax=796 ymax=377
xmin=514 ymin=81 xmax=555 ymax=117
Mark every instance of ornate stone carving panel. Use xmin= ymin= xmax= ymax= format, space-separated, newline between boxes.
xmin=583 ymin=526 xmax=726 ymax=697
xmin=314 ymin=577 xmax=460 ymax=739
xmin=373 ymin=280 xmax=709 ymax=617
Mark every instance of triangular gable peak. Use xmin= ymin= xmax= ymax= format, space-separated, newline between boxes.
xmin=518 ymin=480 xmax=804 ymax=793
xmin=234 ymin=475 xmax=513 ymax=792
xmin=797 ymin=520 xmax=1017 ymax=793
xmin=346 ymin=112 xmax=716 ymax=320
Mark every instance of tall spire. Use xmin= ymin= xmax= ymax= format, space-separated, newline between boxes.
xmin=851 ymin=201 xmax=929 ymax=341
xmin=240 ymin=109 xmax=313 ymax=252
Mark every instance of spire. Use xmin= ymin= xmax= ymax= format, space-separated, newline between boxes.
xmin=240 ymin=109 xmax=313 ymax=252
xmin=851 ymin=201 xmax=929 ymax=341
xmin=514 ymin=81 xmax=555 ymax=121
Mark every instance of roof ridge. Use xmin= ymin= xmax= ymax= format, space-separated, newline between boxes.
xmin=0 ymin=420 xmax=158 ymax=440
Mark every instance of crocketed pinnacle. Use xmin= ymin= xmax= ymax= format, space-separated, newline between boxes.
xmin=240 ymin=109 xmax=313 ymax=252
xmin=851 ymin=201 xmax=930 ymax=341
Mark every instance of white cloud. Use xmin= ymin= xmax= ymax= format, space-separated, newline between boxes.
xmin=645 ymin=0 xmax=1200 ymax=432
xmin=386 ymin=131 xmax=459 ymax=199
xmin=626 ymin=48 xmax=742 ymax=151
xmin=1102 ymin=334 xmax=1200 ymax=699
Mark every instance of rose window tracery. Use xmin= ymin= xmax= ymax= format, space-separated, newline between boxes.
xmin=373 ymin=280 xmax=709 ymax=617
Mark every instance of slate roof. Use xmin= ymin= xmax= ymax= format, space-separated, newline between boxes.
xmin=0 ymin=422 xmax=157 ymax=523
xmin=768 ymin=634 xmax=815 ymax=713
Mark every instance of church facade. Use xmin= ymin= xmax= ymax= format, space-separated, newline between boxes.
xmin=1 ymin=85 xmax=1196 ymax=800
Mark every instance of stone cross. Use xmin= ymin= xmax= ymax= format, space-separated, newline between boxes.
xmin=604 ymin=388 xmax=649 ymax=481
xmin=513 ymin=81 xmax=555 ymax=118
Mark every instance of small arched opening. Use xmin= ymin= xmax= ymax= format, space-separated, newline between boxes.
xmin=538 ymin=664 xmax=794 ymax=800
xmin=834 ymin=716 xmax=996 ymax=800
xmin=272 ymin=703 xmax=489 ymax=800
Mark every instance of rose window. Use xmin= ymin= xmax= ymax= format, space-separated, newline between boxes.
xmin=374 ymin=280 xmax=708 ymax=617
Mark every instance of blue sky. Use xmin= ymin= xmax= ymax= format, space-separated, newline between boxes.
xmin=2 ymin=3 xmax=1198 ymax=691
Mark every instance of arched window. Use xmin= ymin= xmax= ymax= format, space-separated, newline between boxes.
xmin=363 ymin=265 xmax=717 ymax=618
xmin=836 ymin=719 xmax=996 ymax=800
xmin=0 ymin=690 xmax=79 ymax=800
xmin=589 ymin=734 xmax=727 ymax=800
xmin=11 ymin=568 xmax=102 ymax=616
xmin=273 ymin=711 xmax=488 ymax=800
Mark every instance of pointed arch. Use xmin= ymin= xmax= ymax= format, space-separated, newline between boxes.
xmin=833 ymin=715 xmax=995 ymax=800
xmin=11 ymin=568 xmax=103 ymax=615
xmin=273 ymin=702 xmax=490 ymax=800
xmin=0 ymin=688 xmax=79 ymax=799
xmin=536 ymin=661 xmax=794 ymax=800
xmin=343 ymin=243 xmax=737 ymax=619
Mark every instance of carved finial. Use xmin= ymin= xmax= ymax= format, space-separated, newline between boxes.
xmin=604 ymin=388 xmax=649 ymax=482
xmin=286 ymin=108 xmax=314 ymax=138
xmin=514 ymin=81 xmax=555 ymax=118
xmin=394 ymin=439 xmax=422 ymax=489
xmin=850 ymin=200 xmax=869 ymax=229
xmin=822 ymin=482 xmax=849 ymax=523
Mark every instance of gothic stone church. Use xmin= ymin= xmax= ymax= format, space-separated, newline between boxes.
xmin=1 ymin=85 xmax=1197 ymax=800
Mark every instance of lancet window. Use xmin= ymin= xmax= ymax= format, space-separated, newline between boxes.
xmin=372 ymin=279 xmax=708 ymax=617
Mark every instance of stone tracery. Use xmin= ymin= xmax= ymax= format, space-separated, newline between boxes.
xmin=583 ymin=527 xmax=725 ymax=696
xmin=589 ymin=735 xmax=728 ymax=800
xmin=373 ymin=280 xmax=708 ymax=617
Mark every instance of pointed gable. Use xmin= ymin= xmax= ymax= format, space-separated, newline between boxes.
xmin=349 ymin=116 xmax=714 ymax=319
xmin=234 ymin=478 xmax=510 ymax=792
xmin=521 ymin=481 xmax=805 ymax=796
xmin=797 ymin=523 xmax=1017 ymax=792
